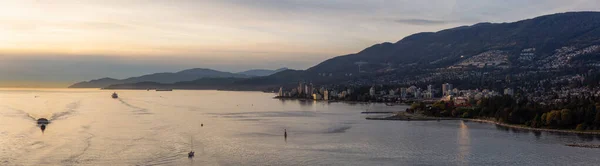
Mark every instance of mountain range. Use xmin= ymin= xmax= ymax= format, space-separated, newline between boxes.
xmin=69 ymin=68 xmax=287 ymax=88
xmin=233 ymin=11 xmax=600 ymax=89
xmin=82 ymin=12 xmax=600 ymax=90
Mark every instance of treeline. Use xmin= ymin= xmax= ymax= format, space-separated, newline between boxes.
xmin=414 ymin=95 xmax=600 ymax=131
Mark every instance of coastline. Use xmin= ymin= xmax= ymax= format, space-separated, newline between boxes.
xmin=462 ymin=118 xmax=600 ymax=135
xmin=274 ymin=97 xmax=410 ymax=105
xmin=367 ymin=113 xmax=600 ymax=135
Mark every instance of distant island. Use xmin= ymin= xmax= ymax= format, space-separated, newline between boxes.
xmin=69 ymin=68 xmax=287 ymax=89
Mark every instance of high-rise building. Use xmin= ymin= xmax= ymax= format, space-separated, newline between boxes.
xmin=313 ymin=93 xmax=322 ymax=100
xmin=278 ymin=87 xmax=283 ymax=97
xmin=400 ymin=87 xmax=407 ymax=98
xmin=369 ymin=86 xmax=376 ymax=96
xmin=504 ymin=88 xmax=514 ymax=96
xmin=305 ymin=84 xmax=313 ymax=97
xmin=414 ymin=89 xmax=421 ymax=99
xmin=427 ymin=84 xmax=433 ymax=93
xmin=298 ymin=82 xmax=304 ymax=95
xmin=323 ymin=90 xmax=329 ymax=100
xmin=442 ymin=83 xmax=453 ymax=96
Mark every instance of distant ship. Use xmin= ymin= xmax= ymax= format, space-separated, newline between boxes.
xmin=112 ymin=92 xmax=119 ymax=99
xmin=156 ymin=89 xmax=173 ymax=91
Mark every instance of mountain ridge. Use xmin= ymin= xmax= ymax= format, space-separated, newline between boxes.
xmin=81 ymin=12 xmax=600 ymax=90
xmin=69 ymin=67 xmax=288 ymax=88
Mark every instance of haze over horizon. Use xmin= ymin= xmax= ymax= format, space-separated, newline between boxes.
xmin=2 ymin=0 xmax=600 ymax=87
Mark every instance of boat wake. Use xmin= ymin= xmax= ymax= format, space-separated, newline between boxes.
xmin=118 ymin=99 xmax=152 ymax=115
xmin=50 ymin=101 xmax=80 ymax=121
xmin=324 ymin=125 xmax=352 ymax=134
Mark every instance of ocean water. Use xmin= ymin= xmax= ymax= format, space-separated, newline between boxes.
xmin=0 ymin=89 xmax=599 ymax=166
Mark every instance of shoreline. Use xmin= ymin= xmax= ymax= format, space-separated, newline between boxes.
xmin=462 ymin=118 xmax=600 ymax=135
xmin=274 ymin=97 xmax=410 ymax=105
xmin=367 ymin=113 xmax=600 ymax=135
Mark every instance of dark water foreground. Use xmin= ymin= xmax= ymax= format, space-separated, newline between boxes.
xmin=0 ymin=89 xmax=599 ymax=165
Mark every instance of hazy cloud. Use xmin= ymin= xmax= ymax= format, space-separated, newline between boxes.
xmin=395 ymin=19 xmax=448 ymax=25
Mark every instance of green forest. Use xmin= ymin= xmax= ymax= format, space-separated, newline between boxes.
xmin=412 ymin=95 xmax=600 ymax=131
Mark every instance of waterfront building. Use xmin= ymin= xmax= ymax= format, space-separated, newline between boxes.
xmin=414 ymin=89 xmax=422 ymax=99
xmin=324 ymin=90 xmax=329 ymax=101
xmin=298 ymin=82 xmax=304 ymax=95
xmin=423 ymin=92 xmax=433 ymax=99
xmin=442 ymin=83 xmax=453 ymax=96
xmin=305 ymin=84 xmax=313 ymax=97
xmin=313 ymin=93 xmax=322 ymax=100
xmin=369 ymin=86 xmax=376 ymax=96
xmin=400 ymin=87 xmax=407 ymax=98
xmin=407 ymin=86 xmax=417 ymax=93
xmin=427 ymin=84 xmax=433 ymax=93
xmin=278 ymin=87 xmax=283 ymax=97
xmin=504 ymin=88 xmax=514 ymax=96
xmin=340 ymin=91 xmax=347 ymax=98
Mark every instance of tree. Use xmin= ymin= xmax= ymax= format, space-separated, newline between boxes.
xmin=595 ymin=111 xmax=600 ymax=126
xmin=531 ymin=114 xmax=542 ymax=128
xmin=541 ymin=113 xmax=548 ymax=126
xmin=576 ymin=123 xmax=586 ymax=131
xmin=546 ymin=111 xmax=557 ymax=126
xmin=432 ymin=101 xmax=446 ymax=110
xmin=560 ymin=109 xmax=573 ymax=126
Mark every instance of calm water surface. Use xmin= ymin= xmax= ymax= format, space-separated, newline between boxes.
xmin=0 ymin=89 xmax=599 ymax=165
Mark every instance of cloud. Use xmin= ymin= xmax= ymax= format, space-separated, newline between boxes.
xmin=394 ymin=19 xmax=448 ymax=25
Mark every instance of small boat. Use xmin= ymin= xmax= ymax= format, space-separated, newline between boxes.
xmin=188 ymin=136 xmax=195 ymax=158
xmin=112 ymin=92 xmax=119 ymax=99
xmin=37 ymin=118 xmax=49 ymax=133
xmin=37 ymin=118 xmax=50 ymax=125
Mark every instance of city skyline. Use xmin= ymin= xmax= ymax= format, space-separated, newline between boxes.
xmin=2 ymin=0 xmax=600 ymax=87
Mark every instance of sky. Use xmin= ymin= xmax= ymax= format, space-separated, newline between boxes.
xmin=1 ymin=0 xmax=600 ymax=87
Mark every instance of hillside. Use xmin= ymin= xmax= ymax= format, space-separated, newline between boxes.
xmin=236 ymin=68 xmax=289 ymax=76
xmin=82 ymin=12 xmax=600 ymax=91
xmin=235 ymin=12 xmax=600 ymax=89
xmin=104 ymin=77 xmax=246 ymax=90
xmin=69 ymin=68 xmax=251 ymax=88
